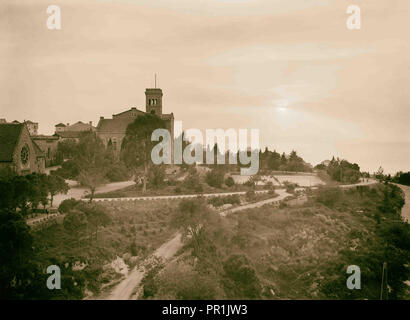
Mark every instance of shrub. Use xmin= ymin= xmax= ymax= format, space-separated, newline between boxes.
xmin=245 ymin=190 xmax=256 ymax=202
xmin=148 ymin=165 xmax=165 ymax=187
xmin=223 ymin=254 xmax=262 ymax=299
xmin=208 ymin=195 xmax=240 ymax=208
xmin=316 ymin=187 xmax=343 ymax=208
xmin=225 ymin=176 xmax=235 ymax=188
xmin=183 ymin=171 xmax=203 ymax=192
xmin=63 ymin=209 xmax=87 ymax=233
xmin=130 ymin=241 xmax=138 ymax=256
xmin=58 ymin=198 xmax=81 ymax=214
xmin=105 ymin=162 xmax=130 ymax=182
xmin=51 ymin=160 xmax=80 ymax=180
xmin=205 ymin=169 xmax=224 ymax=188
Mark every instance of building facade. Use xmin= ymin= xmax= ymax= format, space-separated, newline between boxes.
xmin=96 ymin=88 xmax=174 ymax=158
xmin=0 ymin=123 xmax=45 ymax=175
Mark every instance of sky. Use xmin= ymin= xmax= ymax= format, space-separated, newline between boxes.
xmin=1 ymin=0 xmax=409 ymax=174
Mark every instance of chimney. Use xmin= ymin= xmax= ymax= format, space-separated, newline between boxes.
xmin=100 ymin=116 xmax=104 ymax=120
xmin=67 ymin=123 xmax=69 ymax=126
xmin=89 ymin=121 xmax=92 ymax=126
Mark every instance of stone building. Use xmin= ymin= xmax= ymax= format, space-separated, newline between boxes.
xmin=24 ymin=120 xmax=39 ymax=135
xmin=96 ymin=88 xmax=174 ymax=158
xmin=54 ymin=121 xmax=96 ymax=142
xmin=31 ymin=135 xmax=60 ymax=167
xmin=0 ymin=123 xmax=45 ymax=175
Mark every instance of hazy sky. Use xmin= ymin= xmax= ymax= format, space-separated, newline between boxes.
xmin=1 ymin=0 xmax=409 ymax=173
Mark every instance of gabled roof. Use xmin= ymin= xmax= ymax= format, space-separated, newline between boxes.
xmin=97 ymin=118 xmax=135 ymax=133
xmin=112 ymin=107 xmax=144 ymax=118
xmin=55 ymin=123 xmax=66 ymax=127
xmin=0 ymin=123 xmax=24 ymax=162
xmin=24 ymin=120 xmax=37 ymax=124
xmin=32 ymin=140 xmax=45 ymax=158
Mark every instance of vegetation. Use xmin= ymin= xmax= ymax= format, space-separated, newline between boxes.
xmin=121 ymin=114 xmax=167 ymax=193
xmin=315 ymin=157 xmax=361 ymax=184
xmin=205 ymin=168 xmax=225 ymax=188
xmin=259 ymin=149 xmax=312 ymax=172
xmin=376 ymin=168 xmax=410 ymax=186
xmin=52 ymin=132 xmax=131 ymax=185
xmin=0 ymin=172 xmax=69 ymax=299
xmin=0 ymin=172 xmax=68 ymax=216
xmin=139 ymin=183 xmax=409 ymax=300
xmin=208 ymin=195 xmax=241 ymax=208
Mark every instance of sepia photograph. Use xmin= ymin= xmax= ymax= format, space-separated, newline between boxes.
xmin=0 ymin=0 xmax=409 ymax=306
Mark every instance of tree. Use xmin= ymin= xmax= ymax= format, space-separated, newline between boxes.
xmin=47 ymin=175 xmax=69 ymax=207
xmin=148 ymin=165 xmax=165 ymax=188
xmin=375 ymin=166 xmax=385 ymax=183
xmin=223 ymin=254 xmax=262 ymax=299
xmin=78 ymin=168 xmax=106 ymax=203
xmin=0 ymin=210 xmax=36 ymax=298
xmin=121 ymin=114 xmax=167 ymax=193
xmin=225 ymin=176 xmax=235 ymax=188
xmin=63 ymin=209 xmax=88 ymax=235
xmin=58 ymin=198 xmax=81 ymax=214
xmin=268 ymin=150 xmax=280 ymax=170
xmin=205 ymin=168 xmax=224 ymax=188
xmin=280 ymin=152 xmax=287 ymax=167
xmin=56 ymin=139 xmax=77 ymax=160
xmin=173 ymin=199 xmax=210 ymax=251
xmin=79 ymin=203 xmax=111 ymax=240
xmin=183 ymin=168 xmax=203 ymax=192
xmin=25 ymin=174 xmax=49 ymax=212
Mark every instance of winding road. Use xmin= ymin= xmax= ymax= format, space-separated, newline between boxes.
xmin=107 ymin=233 xmax=182 ymax=300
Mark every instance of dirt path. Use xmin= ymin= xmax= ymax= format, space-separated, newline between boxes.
xmin=106 ymin=232 xmax=182 ymax=300
xmin=219 ymin=189 xmax=291 ymax=217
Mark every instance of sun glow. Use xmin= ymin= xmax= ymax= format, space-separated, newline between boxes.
xmin=274 ymin=99 xmax=289 ymax=112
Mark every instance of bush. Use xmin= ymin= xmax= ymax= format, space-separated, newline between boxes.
xmin=183 ymin=171 xmax=203 ymax=192
xmin=225 ymin=176 xmax=235 ymax=188
xmin=316 ymin=187 xmax=343 ymax=208
xmin=130 ymin=241 xmax=138 ymax=256
xmin=63 ymin=209 xmax=87 ymax=233
xmin=245 ymin=190 xmax=256 ymax=202
xmin=205 ymin=169 xmax=224 ymax=188
xmin=283 ymin=181 xmax=298 ymax=194
xmin=208 ymin=195 xmax=240 ymax=208
xmin=105 ymin=162 xmax=130 ymax=182
xmin=223 ymin=254 xmax=262 ymax=299
xmin=51 ymin=160 xmax=80 ymax=180
xmin=58 ymin=198 xmax=81 ymax=214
